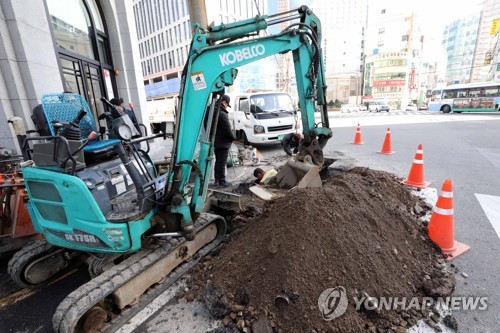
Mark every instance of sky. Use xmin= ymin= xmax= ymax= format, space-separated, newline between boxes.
xmin=370 ymin=0 xmax=484 ymax=58
xmin=265 ymin=0 xmax=485 ymax=60
xmin=398 ymin=0 xmax=483 ymax=34
xmin=267 ymin=0 xmax=484 ymax=36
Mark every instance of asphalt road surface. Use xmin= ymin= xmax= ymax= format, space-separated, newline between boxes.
xmin=320 ymin=111 xmax=500 ymax=333
xmin=1 ymin=111 xmax=499 ymax=332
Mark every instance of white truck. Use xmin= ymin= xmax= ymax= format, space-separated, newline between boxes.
xmin=228 ymin=92 xmax=300 ymax=145
xmin=146 ymin=95 xmax=177 ymax=135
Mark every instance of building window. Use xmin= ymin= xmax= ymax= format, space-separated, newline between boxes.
xmin=381 ymin=9 xmax=386 ymax=14
xmin=402 ymin=35 xmax=408 ymax=41
xmin=47 ymin=0 xmax=96 ymax=59
xmin=378 ymin=27 xmax=385 ymax=34
xmin=46 ymin=0 xmax=115 ymax=120
xmin=378 ymin=41 xmax=384 ymax=47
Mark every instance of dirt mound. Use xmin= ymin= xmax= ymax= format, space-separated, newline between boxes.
xmin=191 ymin=168 xmax=455 ymax=332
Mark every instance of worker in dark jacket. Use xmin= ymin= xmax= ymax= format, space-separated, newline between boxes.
xmin=214 ymin=95 xmax=236 ymax=187
xmin=282 ymin=132 xmax=304 ymax=156
xmin=110 ymin=97 xmax=141 ymax=134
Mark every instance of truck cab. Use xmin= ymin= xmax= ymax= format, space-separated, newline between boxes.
xmin=147 ymin=96 xmax=177 ymax=135
xmin=229 ymin=92 xmax=300 ymax=145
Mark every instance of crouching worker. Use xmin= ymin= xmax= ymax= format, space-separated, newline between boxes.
xmin=282 ymin=132 xmax=304 ymax=157
xmin=253 ymin=167 xmax=277 ymax=185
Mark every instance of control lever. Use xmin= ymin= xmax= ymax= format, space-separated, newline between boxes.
xmin=98 ymin=112 xmax=111 ymax=120
xmin=74 ymin=109 xmax=87 ymax=125
xmin=53 ymin=123 xmax=63 ymax=134
xmin=51 ymin=120 xmax=65 ymax=135
xmin=70 ymin=131 xmax=98 ymax=157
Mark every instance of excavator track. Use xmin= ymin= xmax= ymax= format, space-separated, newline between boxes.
xmin=7 ymin=239 xmax=73 ymax=289
xmin=53 ymin=213 xmax=226 ymax=333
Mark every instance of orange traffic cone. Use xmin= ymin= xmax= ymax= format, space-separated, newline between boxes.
xmin=427 ymin=179 xmax=470 ymax=260
xmin=378 ymin=128 xmax=395 ymax=154
xmin=351 ymin=123 xmax=364 ymax=144
xmin=402 ymin=144 xmax=430 ymax=188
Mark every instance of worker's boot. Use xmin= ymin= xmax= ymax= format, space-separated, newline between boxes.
xmin=219 ymin=179 xmax=230 ymax=188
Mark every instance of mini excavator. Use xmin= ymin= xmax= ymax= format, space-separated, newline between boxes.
xmin=8 ymin=6 xmax=332 ymax=332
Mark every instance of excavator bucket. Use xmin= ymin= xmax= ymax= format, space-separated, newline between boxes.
xmin=204 ymin=189 xmax=242 ymax=212
xmin=275 ymin=159 xmax=323 ymax=189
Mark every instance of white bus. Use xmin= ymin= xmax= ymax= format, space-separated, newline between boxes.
xmin=428 ymin=82 xmax=500 ymax=113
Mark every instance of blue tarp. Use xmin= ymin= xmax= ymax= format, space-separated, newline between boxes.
xmin=145 ymin=78 xmax=181 ymax=98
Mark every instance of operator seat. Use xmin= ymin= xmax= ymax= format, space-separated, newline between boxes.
xmin=36 ymin=93 xmax=120 ymax=163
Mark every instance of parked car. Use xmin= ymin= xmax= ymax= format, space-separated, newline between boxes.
xmin=340 ymin=104 xmax=360 ymax=113
xmin=358 ymin=104 xmax=368 ymax=111
xmin=368 ymin=101 xmax=390 ymax=112
xmin=405 ymin=103 xmax=417 ymax=111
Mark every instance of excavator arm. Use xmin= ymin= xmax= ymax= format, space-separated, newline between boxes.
xmin=166 ymin=6 xmax=332 ymax=233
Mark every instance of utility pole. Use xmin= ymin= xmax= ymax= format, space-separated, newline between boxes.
xmin=188 ymin=0 xmax=208 ymax=30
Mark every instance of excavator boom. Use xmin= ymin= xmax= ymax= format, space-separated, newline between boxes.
xmin=167 ymin=5 xmax=332 ymax=231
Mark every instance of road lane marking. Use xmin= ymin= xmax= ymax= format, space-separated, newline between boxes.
xmin=116 ymin=280 xmax=220 ymax=333
xmin=412 ymin=187 xmax=438 ymax=206
xmin=0 ymin=268 xmax=79 ymax=309
xmin=115 ymin=281 xmax=181 ymax=333
xmin=0 ymin=288 xmax=37 ymax=309
xmin=317 ymin=113 xmax=500 ymax=128
xmin=475 ymin=193 xmax=500 ymax=238
xmin=475 ymin=148 xmax=500 ymax=171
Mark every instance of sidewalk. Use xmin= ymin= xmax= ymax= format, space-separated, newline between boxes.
xmin=147 ymin=138 xmax=288 ymax=186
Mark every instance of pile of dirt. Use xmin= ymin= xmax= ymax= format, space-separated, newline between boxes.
xmin=189 ymin=167 xmax=455 ymax=332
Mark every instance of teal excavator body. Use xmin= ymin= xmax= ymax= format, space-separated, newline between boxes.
xmin=22 ymin=5 xmax=332 ymax=253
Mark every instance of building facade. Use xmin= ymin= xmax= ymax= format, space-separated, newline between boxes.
xmin=363 ymin=3 xmax=423 ymax=109
xmin=276 ymin=0 xmax=292 ymax=94
xmin=0 ymin=0 xmax=146 ymax=152
xmin=132 ymin=0 xmax=275 ymax=97
xmin=441 ymin=13 xmax=481 ymax=84
xmin=312 ymin=0 xmax=368 ymax=104
xmin=471 ymin=0 xmax=500 ymax=83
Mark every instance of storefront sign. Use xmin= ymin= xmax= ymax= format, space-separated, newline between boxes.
xmin=366 ymin=52 xmax=408 ymax=63
xmin=373 ymin=92 xmax=403 ymax=99
xmin=103 ymin=69 xmax=114 ymax=99
xmin=410 ymin=69 xmax=415 ymax=87
xmin=373 ymin=79 xmax=406 ymax=87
